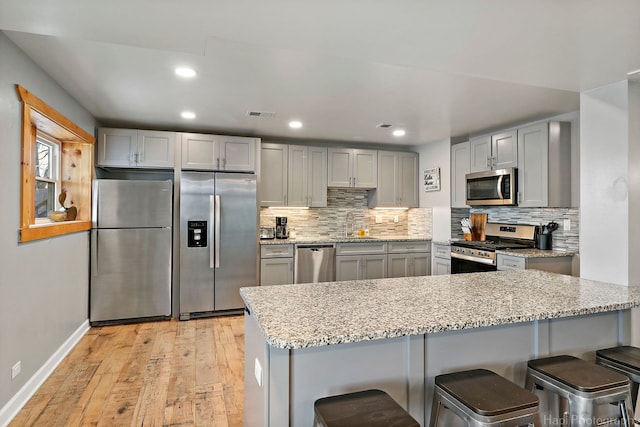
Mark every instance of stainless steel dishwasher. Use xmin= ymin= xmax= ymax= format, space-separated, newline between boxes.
xmin=294 ymin=244 xmax=336 ymax=284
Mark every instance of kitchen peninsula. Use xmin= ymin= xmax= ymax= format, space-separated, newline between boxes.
xmin=241 ymin=270 xmax=640 ymax=426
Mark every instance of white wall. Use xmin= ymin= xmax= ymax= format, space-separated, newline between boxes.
xmin=579 ymin=80 xmax=640 ymax=286
xmin=413 ymin=138 xmax=451 ymax=241
xmin=0 ymin=32 xmax=95 ymax=420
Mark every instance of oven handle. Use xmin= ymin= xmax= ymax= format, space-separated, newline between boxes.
xmin=450 ymin=251 xmax=496 ymax=266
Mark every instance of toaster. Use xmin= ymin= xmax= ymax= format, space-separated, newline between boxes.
xmin=260 ymin=226 xmax=275 ymax=239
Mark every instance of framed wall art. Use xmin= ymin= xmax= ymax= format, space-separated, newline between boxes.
xmin=424 ymin=167 xmax=440 ymax=192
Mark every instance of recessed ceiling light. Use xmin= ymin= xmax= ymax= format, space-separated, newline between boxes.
xmin=392 ymin=129 xmax=406 ymax=137
xmin=175 ymin=67 xmax=197 ymax=78
xmin=289 ymin=120 xmax=303 ymax=129
xmin=181 ymin=111 xmax=196 ymax=119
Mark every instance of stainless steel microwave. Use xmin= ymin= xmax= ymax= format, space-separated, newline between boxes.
xmin=465 ymin=168 xmax=517 ymax=206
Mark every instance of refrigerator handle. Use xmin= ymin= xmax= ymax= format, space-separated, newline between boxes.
xmin=209 ymin=195 xmax=215 ymax=269
xmin=215 ymin=194 xmax=221 ymax=268
xmin=91 ymin=230 xmax=98 ymax=277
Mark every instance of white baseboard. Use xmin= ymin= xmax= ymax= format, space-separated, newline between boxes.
xmin=0 ymin=319 xmax=90 ymax=427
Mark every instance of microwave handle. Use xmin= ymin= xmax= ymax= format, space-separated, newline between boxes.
xmin=496 ymin=175 xmax=504 ymax=199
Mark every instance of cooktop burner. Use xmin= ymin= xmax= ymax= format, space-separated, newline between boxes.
xmin=451 ymin=240 xmax=534 ymax=251
xmin=451 ymin=222 xmax=538 ymax=252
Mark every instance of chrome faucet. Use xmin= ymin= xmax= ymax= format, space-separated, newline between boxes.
xmin=345 ymin=212 xmax=355 ymax=237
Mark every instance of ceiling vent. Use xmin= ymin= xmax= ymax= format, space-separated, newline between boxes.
xmin=376 ymin=123 xmax=392 ymax=128
xmin=247 ymin=111 xmax=276 ymax=118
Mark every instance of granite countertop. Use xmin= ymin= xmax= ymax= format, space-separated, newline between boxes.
xmin=240 ymin=270 xmax=640 ymax=349
xmin=496 ymin=249 xmax=576 ymax=258
xmin=259 ymin=235 xmax=431 ymax=245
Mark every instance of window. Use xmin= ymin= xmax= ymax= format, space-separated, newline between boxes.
xmin=17 ymin=85 xmax=95 ymax=242
xmin=34 ymin=133 xmax=62 ymax=220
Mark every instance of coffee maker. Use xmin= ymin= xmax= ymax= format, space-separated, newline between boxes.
xmin=276 ymin=216 xmax=288 ymax=239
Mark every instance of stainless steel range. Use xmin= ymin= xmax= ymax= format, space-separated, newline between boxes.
xmin=450 ymin=223 xmax=536 ymax=274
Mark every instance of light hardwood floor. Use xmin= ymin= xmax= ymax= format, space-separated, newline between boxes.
xmin=9 ymin=316 xmax=245 ymax=427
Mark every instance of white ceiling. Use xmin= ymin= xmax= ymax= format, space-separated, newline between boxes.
xmin=2 ymin=0 xmax=639 ymax=145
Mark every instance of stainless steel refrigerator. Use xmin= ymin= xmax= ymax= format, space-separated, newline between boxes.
xmin=179 ymin=172 xmax=257 ymax=319
xmin=90 ymin=179 xmax=173 ymax=324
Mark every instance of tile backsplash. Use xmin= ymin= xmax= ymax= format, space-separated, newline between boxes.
xmin=260 ymin=189 xmax=432 ymax=239
xmin=452 ymin=207 xmax=580 ymax=253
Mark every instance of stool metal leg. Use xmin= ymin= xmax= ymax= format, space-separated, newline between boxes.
xmin=428 ymin=393 xmax=442 ymax=427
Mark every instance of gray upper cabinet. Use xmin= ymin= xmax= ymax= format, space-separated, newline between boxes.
xmin=181 ymin=132 xmax=257 ymax=172
xmin=97 ymin=128 xmax=175 ymax=168
xmin=469 ymin=135 xmax=491 ymax=173
xmin=450 ymin=141 xmax=470 ymax=208
xmin=328 ymin=148 xmax=377 ymax=188
xmin=259 ymin=143 xmax=327 ymax=207
xmin=517 ymin=121 xmax=571 ymax=207
xmin=469 ymin=130 xmax=517 ymax=173
xmin=287 ymin=145 xmax=328 ymax=207
xmin=259 ymin=143 xmax=288 ymax=206
xmin=369 ymin=151 xmax=418 ymax=208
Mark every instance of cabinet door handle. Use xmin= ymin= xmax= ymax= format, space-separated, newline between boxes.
xmin=217 ymin=158 xmax=220 ymax=169
xmin=222 ymin=157 xmax=226 ymax=169
xmin=487 ymin=157 xmax=491 ymax=168
xmin=137 ymin=152 xmax=143 ymax=163
xmin=353 ymin=177 xmax=356 ymax=187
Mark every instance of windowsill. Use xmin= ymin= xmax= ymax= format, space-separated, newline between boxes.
xmin=20 ymin=220 xmax=91 ymax=242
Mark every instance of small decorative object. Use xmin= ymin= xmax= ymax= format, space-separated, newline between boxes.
xmin=57 ymin=190 xmax=78 ymax=221
xmin=424 ymin=167 xmax=441 ymax=192
xmin=48 ymin=211 xmax=67 ymax=222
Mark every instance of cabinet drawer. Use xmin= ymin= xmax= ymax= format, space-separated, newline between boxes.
xmin=260 ymin=244 xmax=294 ymax=258
xmin=433 ymin=243 xmax=451 ymax=259
xmin=388 ymin=241 xmax=430 ymax=253
xmin=336 ymin=242 xmax=387 ymax=255
xmin=497 ymin=254 xmax=526 ymax=270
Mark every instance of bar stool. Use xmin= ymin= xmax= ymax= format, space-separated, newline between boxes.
xmin=429 ymin=368 xmax=541 ymax=426
xmin=313 ymin=389 xmax=419 ymax=427
xmin=596 ymin=346 xmax=640 ymax=423
xmin=525 ymin=355 xmax=633 ymax=427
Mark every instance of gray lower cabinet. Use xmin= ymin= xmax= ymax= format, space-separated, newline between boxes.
xmin=260 ymin=244 xmax=294 ymax=285
xmin=431 ymin=242 xmax=451 ymax=275
xmin=497 ymin=253 xmax=572 ymax=275
xmin=335 ymin=242 xmax=387 ymax=281
xmin=387 ymin=241 xmax=430 ymax=277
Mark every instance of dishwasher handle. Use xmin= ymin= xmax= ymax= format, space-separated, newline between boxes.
xmin=296 ymin=244 xmax=335 ymax=250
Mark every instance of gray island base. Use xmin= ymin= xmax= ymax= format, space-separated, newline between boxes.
xmin=240 ymin=270 xmax=640 ymax=426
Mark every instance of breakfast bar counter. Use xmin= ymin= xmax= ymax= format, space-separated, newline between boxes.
xmin=241 ymin=271 xmax=640 ymax=426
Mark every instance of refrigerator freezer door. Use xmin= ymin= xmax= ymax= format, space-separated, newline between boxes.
xmin=214 ymin=173 xmax=257 ymax=310
xmin=90 ymin=228 xmax=172 ymax=322
xmin=180 ymin=172 xmax=216 ymax=314
xmin=93 ymin=179 xmax=173 ymax=228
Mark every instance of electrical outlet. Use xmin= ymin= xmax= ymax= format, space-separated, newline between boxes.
xmin=393 ymin=215 xmax=399 ymax=223
xmin=375 ymin=215 xmax=382 ymax=224
xmin=11 ymin=361 xmax=21 ymax=380
xmin=563 ymin=219 xmax=571 ymax=231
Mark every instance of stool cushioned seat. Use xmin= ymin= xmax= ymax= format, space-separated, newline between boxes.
xmin=435 ymin=369 xmax=539 ymax=416
xmin=430 ymin=368 xmax=541 ymax=426
xmin=314 ymin=389 xmax=419 ymax=427
xmin=597 ymin=346 xmax=640 ymax=374
xmin=528 ymin=355 xmax=629 ymax=392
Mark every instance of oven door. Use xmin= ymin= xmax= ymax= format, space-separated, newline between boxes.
xmin=450 ymin=254 xmax=497 ymax=274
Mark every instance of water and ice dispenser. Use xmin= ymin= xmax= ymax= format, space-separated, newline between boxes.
xmin=187 ymin=221 xmax=208 ymax=247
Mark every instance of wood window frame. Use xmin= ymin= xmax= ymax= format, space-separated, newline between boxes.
xmin=17 ymin=85 xmax=95 ymax=242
